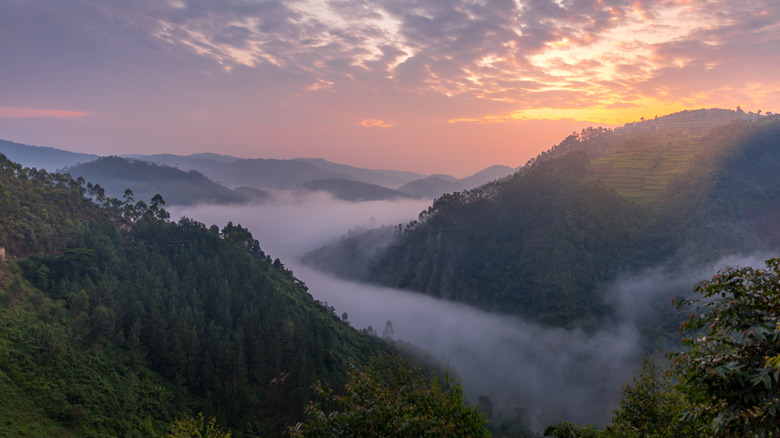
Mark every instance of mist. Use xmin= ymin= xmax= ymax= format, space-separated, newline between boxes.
xmin=169 ymin=191 xmax=432 ymax=260
xmin=169 ymin=194 xmax=777 ymax=428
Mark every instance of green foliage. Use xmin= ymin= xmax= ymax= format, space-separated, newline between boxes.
xmin=607 ymin=356 xmax=702 ymax=438
xmin=290 ymin=355 xmax=490 ymax=437
xmin=671 ymin=258 xmax=780 ymax=437
xmin=543 ymin=421 xmax=604 ymax=438
xmin=0 ymin=283 xmax=176 ymax=437
xmin=163 ymin=413 xmax=232 ymax=438
xmin=0 ymin=153 xmax=99 ymax=258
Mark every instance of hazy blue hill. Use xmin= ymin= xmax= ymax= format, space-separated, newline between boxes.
xmin=397 ymin=175 xmax=461 ymax=198
xmin=397 ymin=166 xmax=517 ymax=199
xmin=305 ymin=110 xmax=780 ymax=328
xmin=65 ymin=156 xmax=245 ymax=205
xmin=213 ymin=158 xmax=352 ymax=188
xmin=458 ymin=164 xmax=518 ymax=187
xmin=184 ymin=152 xmax=241 ymax=163
xmin=1 ymin=140 xmax=513 ymax=198
xmin=294 ymin=157 xmax=427 ymax=188
xmin=126 ymin=152 xmax=239 ymax=168
xmin=300 ymin=178 xmax=416 ymax=201
xmin=0 ymin=139 xmax=98 ymax=171
xmin=233 ymin=186 xmax=272 ymax=201
xmin=133 ymin=154 xmax=424 ymax=191
xmin=132 ymin=155 xmax=352 ymax=189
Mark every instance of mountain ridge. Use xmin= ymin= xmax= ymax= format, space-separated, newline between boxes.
xmin=304 ymin=109 xmax=780 ymax=327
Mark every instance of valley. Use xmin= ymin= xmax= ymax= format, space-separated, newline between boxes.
xmin=3 ymin=108 xmax=780 ymax=436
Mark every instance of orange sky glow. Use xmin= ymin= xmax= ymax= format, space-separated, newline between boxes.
xmin=1 ymin=0 xmax=779 ymax=177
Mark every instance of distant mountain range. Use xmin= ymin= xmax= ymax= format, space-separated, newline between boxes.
xmin=0 ymin=141 xmax=519 ymax=204
xmin=64 ymin=156 xmax=252 ymax=205
xmin=396 ymin=165 xmax=518 ymax=198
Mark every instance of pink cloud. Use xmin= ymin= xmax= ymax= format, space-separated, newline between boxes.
xmin=360 ymin=118 xmax=396 ymax=128
xmin=0 ymin=107 xmax=88 ymax=119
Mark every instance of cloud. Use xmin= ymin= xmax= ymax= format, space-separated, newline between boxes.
xmin=5 ymin=1 xmax=777 ymax=111
xmin=0 ymin=107 xmax=88 ymax=119
xmin=360 ymin=118 xmax=396 ymax=127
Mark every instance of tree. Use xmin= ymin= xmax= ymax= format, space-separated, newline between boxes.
xmin=607 ymin=356 xmax=700 ymax=437
xmin=476 ymin=395 xmax=493 ymax=420
xmin=148 ymin=193 xmax=170 ymax=221
xmin=543 ymin=421 xmax=603 ymax=438
xmin=163 ymin=413 xmax=232 ymax=438
xmin=290 ymin=355 xmax=489 ymax=437
xmin=122 ymin=188 xmax=136 ymax=218
xmin=671 ymin=258 xmax=780 ymax=437
xmin=382 ymin=319 xmax=394 ymax=339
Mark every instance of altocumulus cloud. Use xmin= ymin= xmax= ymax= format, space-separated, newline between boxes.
xmin=4 ymin=0 xmax=780 ymax=111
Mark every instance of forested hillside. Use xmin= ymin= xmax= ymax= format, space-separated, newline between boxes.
xmin=306 ymin=110 xmax=780 ymax=328
xmin=373 ymin=151 xmax=657 ymax=328
xmin=0 ymin=153 xmax=399 ymax=436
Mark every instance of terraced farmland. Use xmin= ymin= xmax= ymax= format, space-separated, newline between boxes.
xmin=589 ymin=135 xmax=703 ymax=205
xmin=535 ymin=109 xmax=768 ymax=206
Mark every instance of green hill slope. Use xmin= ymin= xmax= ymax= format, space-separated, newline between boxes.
xmin=306 ymin=110 xmax=780 ymax=328
xmin=0 ymin=153 xmax=393 ymax=437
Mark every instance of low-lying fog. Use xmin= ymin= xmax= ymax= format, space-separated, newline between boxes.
xmin=169 ymin=192 xmax=773 ymax=428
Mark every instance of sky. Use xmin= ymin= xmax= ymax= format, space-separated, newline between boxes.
xmin=2 ymin=0 xmax=779 ymax=177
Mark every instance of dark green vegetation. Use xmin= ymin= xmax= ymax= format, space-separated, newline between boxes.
xmin=672 ymin=259 xmax=780 ymax=436
xmin=290 ymin=355 xmax=490 ymax=437
xmin=0 ymin=153 xmax=406 ymax=436
xmin=65 ymin=156 xmax=250 ymax=205
xmin=546 ymin=258 xmax=780 ymax=437
xmin=375 ymin=151 xmax=651 ymax=328
xmin=308 ymin=109 xmax=780 ymax=328
xmin=0 ymin=159 xmax=101 ymax=259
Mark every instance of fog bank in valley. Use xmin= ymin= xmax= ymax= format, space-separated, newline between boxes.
xmin=169 ymin=194 xmax=776 ymax=428
xmin=170 ymin=191 xmax=431 ymax=259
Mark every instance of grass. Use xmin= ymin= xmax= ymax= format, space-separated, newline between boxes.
xmin=589 ymin=135 xmax=704 ymax=205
